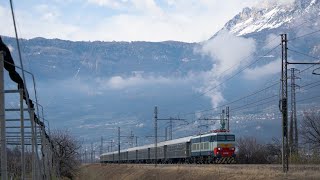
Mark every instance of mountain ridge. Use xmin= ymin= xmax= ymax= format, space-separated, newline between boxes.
xmin=215 ymin=0 xmax=320 ymax=37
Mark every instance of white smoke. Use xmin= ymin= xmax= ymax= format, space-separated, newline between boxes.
xmin=197 ymin=30 xmax=256 ymax=108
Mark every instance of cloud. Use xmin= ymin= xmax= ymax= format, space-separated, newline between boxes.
xmin=0 ymin=4 xmax=79 ymax=40
xmin=97 ymin=74 xmax=176 ymax=90
xmin=87 ymin=0 xmax=126 ymax=9
xmin=135 ymin=123 xmax=144 ymax=128
xmin=264 ymin=34 xmax=280 ymax=50
xmin=51 ymin=73 xmax=195 ymax=97
xmin=196 ymin=30 xmax=256 ymax=107
xmin=200 ymin=30 xmax=256 ymax=74
xmin=243 ymin=59 xmax=281 ymax=80
xmin=0 ymin=1 xmax=263 ymax=42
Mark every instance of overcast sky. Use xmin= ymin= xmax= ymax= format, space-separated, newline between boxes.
xmin=0 ymin=0 xmax=269 ymax=42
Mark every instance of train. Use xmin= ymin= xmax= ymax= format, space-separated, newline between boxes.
xmin=100 ymin=130 xmax=236 ymax=164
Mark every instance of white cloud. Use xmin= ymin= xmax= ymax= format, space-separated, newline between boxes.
xmin=135 ymin=123 xmax=144 ymax=128
xmin=0 ymin=4 xmax=79 ymax=40
xmin=243 ymin=59 xmax=281 ymax=80
xmin=200 ymin=30 xmax=256 ymax=74
xmin=54 ymin=74 xmax=195 ymax=96
xmin=87 ymin=0 xmax=126 ymax=9
xmin=98 ymin=74 xmax=176 ymax=90
xmin=264 ymin=34 xmax=280 ymax=50
xmin=1 ymin=1 xmax=265 ymax=42
xmin=197 ymin=30 xmax=256 ymax=107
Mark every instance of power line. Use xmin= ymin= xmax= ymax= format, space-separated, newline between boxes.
xmin=287 ymin=48 xmax=320 ymax=61
xmin=196 ymin=45 xmax=280 ymax=98
xmin=160 ymin=42 xmax=281 ymax=115
xmin=288 ymin=29 xmax=320 ymax=42
xmin=170 ymin=66 xmax=318 ymax=130
xmin=175 ymin=80 xmax=280 ymax=118
xmin=173 ymin=44 xmax=319 ymax=118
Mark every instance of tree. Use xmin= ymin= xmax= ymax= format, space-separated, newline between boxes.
xmin=301 ymin=111 xmax=320 ymax=150
xmin=51 ymin=130 xmax=81 ymax=179
xmin=237 ymin=137 xmax=268 ymax=164
xmin=265 ymin=138 xmax=282 ymax=163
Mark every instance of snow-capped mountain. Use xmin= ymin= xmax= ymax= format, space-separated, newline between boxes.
xmin=221 ymin=0 xmax=320 ymax=36
xmin=2 ymin=0 xmax=320 ymax=144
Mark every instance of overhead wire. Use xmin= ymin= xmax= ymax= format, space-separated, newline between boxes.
xmin=171 ymin=69 xmax=320 ymax=135
xmin=287 ymin=48 xmax=320 ymax=61
xmin=164 ymin=45 xmax=281 ymax=117
xmin=288 ymin=29 xmax=320 ymax=42
xmin=171 ymin=31 xmax=320 ymax=119
xmin=196 ymin=44 xmax=281 ymax=98
xmin=164 ymin=17 xmax=320 ymax=139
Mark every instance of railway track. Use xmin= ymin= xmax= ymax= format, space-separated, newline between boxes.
xmin=100 ymin=163 xmax=320 ymax=170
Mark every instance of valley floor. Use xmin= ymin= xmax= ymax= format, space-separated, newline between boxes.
xmin=76 ymin=163 xmax=320 ymax=180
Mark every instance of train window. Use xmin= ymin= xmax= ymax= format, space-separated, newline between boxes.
xmin=210 ymin=135 xmax=216 ymax=142
xmin=201 ymin=137 xmax=208 ymax=142
xmin=192 ymin=138 xmax=200 ymax=143
xmin=217 ymin=135 xmax=226 ymax=141
xmin=204 ymin=142 xmax=209 ymax=149
xmin=226 ymin=135 xmax=235 ymax=141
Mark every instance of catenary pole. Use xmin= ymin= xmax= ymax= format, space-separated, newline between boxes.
xmin=280 ymin=34 xmax=289 ymax=173
xmin=118 ymin=127 xmax=120 ymax=164
xmin=0 ymin=52 xmax=8 ymax=180
xmin=154 ymin=106 xmax=158 ymax=167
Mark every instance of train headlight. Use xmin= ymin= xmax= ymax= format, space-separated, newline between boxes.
xmin=218 ymin=147 xmax=221 ymax=151
xmin=230 ymin=147 xmax=235 ymax=151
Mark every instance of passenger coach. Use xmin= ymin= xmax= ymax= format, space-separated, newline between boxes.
xmin=100 ymin=130 xmax=236 ymax=164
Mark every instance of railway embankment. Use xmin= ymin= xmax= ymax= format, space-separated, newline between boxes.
xmin=76 ymin=163 xmax=320 ymax=180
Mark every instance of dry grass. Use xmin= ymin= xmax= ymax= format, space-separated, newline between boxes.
xmin=76 ymin=164 xmax=320 ymax=180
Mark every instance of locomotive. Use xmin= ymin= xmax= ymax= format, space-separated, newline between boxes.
xmin=100 ymin=129 xmax=236 ymax=164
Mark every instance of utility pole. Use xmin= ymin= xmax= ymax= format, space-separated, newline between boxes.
xmin=279 ymin=34 xmax=320 ymax=173
xmin=220 ymin=109 xmax=225 ymax=130
xmin=289 ymin=68 xmax=299 ymax=154
xmin=165 ymin=127 xmax=168 ymax=141
xmin=91 ymin=142 xmax=93 ymax=163
xmin=0 ymin=52 xmax=8 ymax=180
xmin=93 ymin=148 xmax=96 ymax=163
xmin=226 ymin=106 xmax=230 ymax=131
xmin=84 ymin=149 xmax=87 ymax=163
xmin=135 ymin=136 xmax=138 ymax=147
xmin=111 ymin=140 xmax=114 ymax=152
xmin=169 ymin=118 xmax=173 ymax=140
xmin=104 ymin=140 xmax=114 ymax=152
xmin=154 ymin=106 xmax=185 ymax=166
xmin=154 ymin=106 xmax=158 ymax=167
xmin=280 ymin=33 xmax=289 ymax=173
xmin=20 ymin=89 xmax=25 ymax=180
xmin=118 ymin=127 xmax=120 ymax=164
xmin=130 ymin=131 xmax=134 ymax=147
xmin=198 ymin=107 xmax=229 ymax=131
xmin=30 ymin=109 xmax=37 ymax=179
xmin=100 ymin=136 xmax=103 ymax=155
